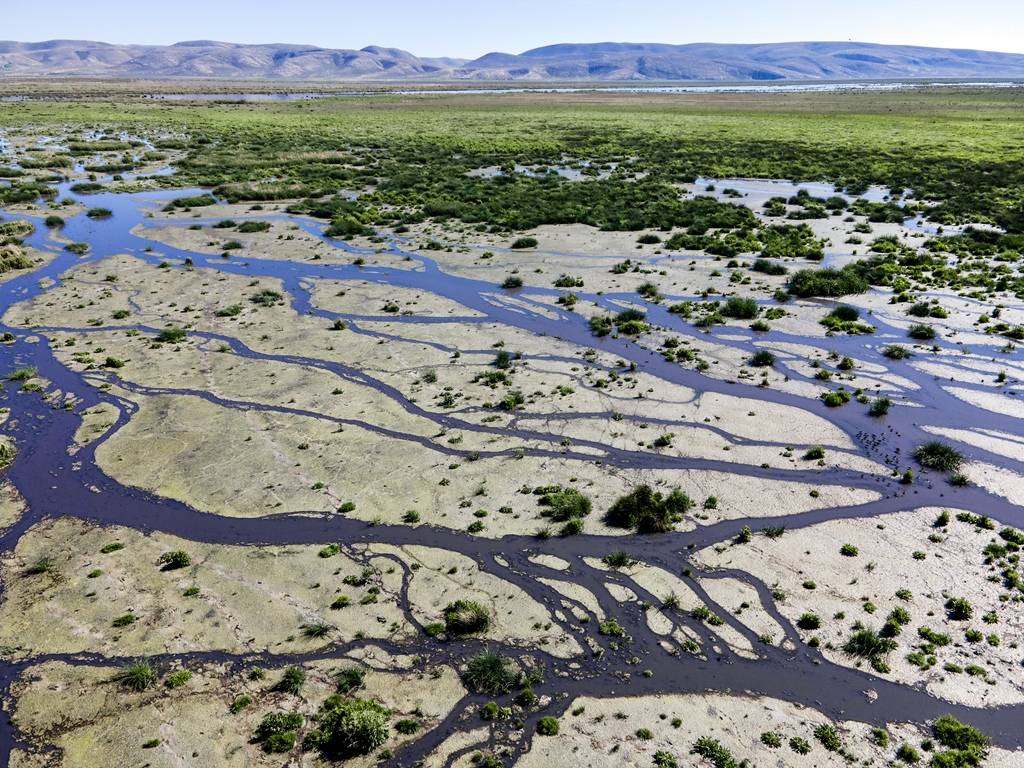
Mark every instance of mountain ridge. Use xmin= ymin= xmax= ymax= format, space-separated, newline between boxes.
xmin=1 ymin=39 xmax=1023 ymax=80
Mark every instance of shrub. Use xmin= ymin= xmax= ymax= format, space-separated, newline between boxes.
xmin=691 ymin=736 xmax=738 ymax=767
xmin=164 ymin=670 xmax=192 ymax=688
xmin=250 ymin=289 xmax=283 ymax=306
xmin=537 ymin=716 xmax=559 ymax=736
xmin=751 ymin=258 xmax=787 ymax=275
xmin=463 ymin=652 xmax=516 ymax=695
xmin=748 ymin=350 xmax=775 ymax=367
xmin=230 ymin=695 xmax=252 ymax=714
xmin=394 ymin=718 xmax=420 ymax=734
xmin=335 ymin=666 xmax=366 ymax=694
xmin=599 ymin=618 xmax=626 ymax=636
xmin=255 ymin=712 xmax=304 ymax=753
xmin=301 ymin=621 xmax=334 ymax=638
xmin=443 ymin=600 xmax=491 ymax=635
xmin=829 ymin=304 xmax=860 ymax=322
xmin=843 ymin=627 xmax=896 ymax=660
xmin=914 ymin=442 xmax=964 ymax=472
xmin=760 ymin=731 xmax=782 ymax=748
xmin=156 ymin=327 xmax=187 ymax=343
xmin=789 ymin=737 xmax=811 ymax=755
xmin=511 ymin=237 xmax=538 ymax=249
xmin=821 ymin=390 xmax=851 ymax=407
xmin=501 ymin=275 xmax=524 ymax=289
xmin=305 ymin=697 xmax=390 ymax=758
xmin=896 ymin=743 xmax=920 ymax=763
xmin=814 ymin=724 xmax=842 ymax=752
xmin=908 ymin=323 xmax=936 ymax=340
xmin=113 ymin=661 xmax=157 ymax=691
xmin=840 ymin=543 xmax=859 ymax=557
xmin=538 ymin=487 xmax=591 ymax=521
xmin=275 ymin=666 xmax=306 ymax=695
xmin=882 ymin=344 xmax=912 ymax=359
xmin=605 ymin=485 xmax=691 ymax=533
xmin=722 ymin=297 xmax=759 ymax=319
xmin=787 ymin=266 xmax=869 ymax=298
xmin=157 ymin=550 xmax=191 ymax=570
xmin=797 ymin=612 xmax=821 ymax=630
xmin=869 ymin=397 xmax=891 ymax=416
xmin=945 ymin=597 xmax=973 ymax=621
xmin=24 ymin=557 xmax=54 ymax=575
xmin=238 ymin=220 xmax=271 ymax=233
xmin=804 ymin=446 xmax=825 ymax=460
xmin=930 ymin=716 xmax=989 ymax=766
xmin=602 ymin=551 xmax=636 ymax=569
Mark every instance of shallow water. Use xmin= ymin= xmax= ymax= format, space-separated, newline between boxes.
xmin=0 ymin=179 xmax=1022 ymax=763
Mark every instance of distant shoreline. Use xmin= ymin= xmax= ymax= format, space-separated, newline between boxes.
xmin=1 ymin=77 xmax=1022 ymax=101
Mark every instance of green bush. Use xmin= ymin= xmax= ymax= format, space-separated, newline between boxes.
xmin=797 ymin=612 xmax=821 ymax=630
xmin=691 ymin=736 xmax=738 ymax=767
xmin=463 ymin=652 xmax=516 ymax=695
xmin=275 ymin=666 xmax=306 ymax=695
xmin=605 ymin=485 xmax=691 ymax=533
xmin=814 ymin=723 xmax=842 ymax=752
xmin=305 ymin=697 xmax=391 ymax=758
xmin=255 ymin=712 xmax=303 ymax=753
xmin=843 ymin=627 xmax=896 ymax=660
xmin=113 ymin=661 xmax=157 ymax=691
xmin=722 ymin=297 xmax=759 ymax=319
xmin=537 ymin=716 xmax=559 ymax=736
xmin=157 ymin=550 xmax=191 ymax=570
xmin=538 ymin=487 xmax=591 ymax=521
xmin=914 ymin=442 xmax=964 ymax=472
xmin=908 ymin=323 xmax=936 ymax=340
xmin=443 ymin=599 xmax=491 ymax=635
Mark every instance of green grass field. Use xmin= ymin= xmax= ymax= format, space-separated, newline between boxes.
xmin=4 ymin=88 xmax=1024 ymax=229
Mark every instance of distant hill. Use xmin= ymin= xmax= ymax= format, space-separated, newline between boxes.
xmin=1 ymin=39 xmax=1024 ymax=81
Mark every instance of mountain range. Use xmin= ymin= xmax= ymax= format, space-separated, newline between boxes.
xmin=1 ymin=39 xmax=1024 ymax=81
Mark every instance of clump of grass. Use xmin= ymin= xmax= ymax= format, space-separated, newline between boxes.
xmin=164 ymin=669 xmax=192 ymax=689
xmin=156 ymin=327 xmax=186 ymax=343
xmin=882 ymin=344 xmax=912 ymax=360
xmin=157 ymin=550 xmax=191 ymax=570
xmin=914 ymin=441 xmax=964 ymax=473
xmin=536 ymin=716 xmax=559 ymax=736
xmin=113 ymin=661 xmax=157 ymax=691
xmin=691 ymin=736 xmax=738 ymax=767
xmin=843 ymin=627 xmax=896 ymax=662
xmin=869 ymin=396 xmax=891 ymax=416
xmin=462 ymin=651 xmax=516 ymax=695
xmin=24 ymin=557 xmax=54 ymax=575
xmin=7 ymin=366 xmax=36 ymax=382
xmin=335 ymin=666 xmax=366 ymax=694
xmin=605 ymin=485 xmax=690 ymax=534
xmin=275 ymin=665 xmax=306 ymax=695
xmin=501 ymin=275 xmax=524 ymax=289
xmin=301 ymin=621 xmax=334 ymax=638
xmin=443 ymin=599 xmax=491 ymax=635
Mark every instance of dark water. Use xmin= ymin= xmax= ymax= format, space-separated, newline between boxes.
xmin=0 ymin=182 xmax=1022 ymax=766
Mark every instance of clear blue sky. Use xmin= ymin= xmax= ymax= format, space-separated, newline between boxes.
xmin=4 ymin=0 xmax=1022 ymax=57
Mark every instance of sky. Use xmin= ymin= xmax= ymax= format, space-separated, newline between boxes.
xmin=3 ymin=0 xmax=1022 ymax=57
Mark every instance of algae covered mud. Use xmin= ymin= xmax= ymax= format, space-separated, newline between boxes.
xmin=0 ymin=89 xmax=1022 ymax=767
